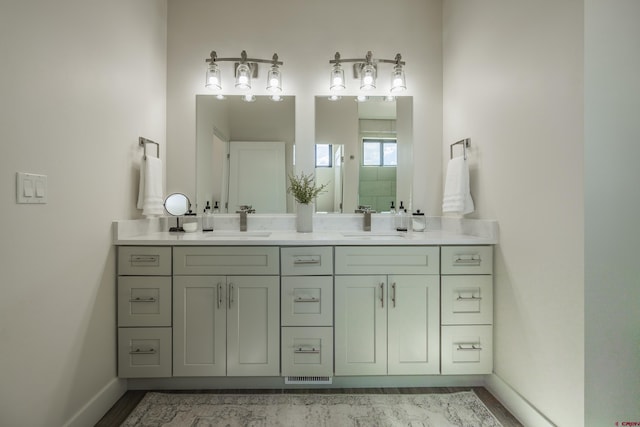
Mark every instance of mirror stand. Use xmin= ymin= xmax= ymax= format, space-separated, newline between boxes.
xmin=164 ymin=193 xmax=192 ymax=232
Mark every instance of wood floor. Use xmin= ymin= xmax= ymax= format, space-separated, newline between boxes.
xmin=95 ymin=387 xmax=523 ymax=426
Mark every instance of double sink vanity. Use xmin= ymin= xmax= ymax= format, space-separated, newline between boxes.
xmin=114 ymin=214 xmax=497 ymax=387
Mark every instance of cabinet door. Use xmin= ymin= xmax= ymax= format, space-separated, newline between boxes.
xmin=335 ymin=275 xmax=387 ymax=375
xmin=227 ymin=276 xmax=280 ymax=376
xmin=173 ymin=276 xmax=227 ymax=376
xmin=387 ymin=275 xmax=440 ymax=375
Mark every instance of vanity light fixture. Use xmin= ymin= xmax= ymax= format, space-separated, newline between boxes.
xmin=328 ymin=94 xmax=342 ymax=101
xmin=355 ymin=95 xmax=369 ymax=102
xmin=241 ymin=94 xmax=256 ymax=102
xmin=329 ymin=51 xmax=406 ymax=93
xmin=270 ymin=94 xmax=284 ymax=102
xmin=205 ymin=50 xmax=284 ymax=92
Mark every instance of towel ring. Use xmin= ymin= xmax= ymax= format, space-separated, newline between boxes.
xmin=139 ymin=137 xmax=160 ymax=160
xmin=450 ymin=138 xmax=470 ymax=160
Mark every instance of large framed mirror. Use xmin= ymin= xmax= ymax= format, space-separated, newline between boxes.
xmin=196 ymin=95 xmax=295 ymax=213
xmin=315 ymin=96 xmax=413 ymax=213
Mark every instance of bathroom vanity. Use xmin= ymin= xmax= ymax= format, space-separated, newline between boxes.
xmin=114 ymin=216 xmax=496 ymax=387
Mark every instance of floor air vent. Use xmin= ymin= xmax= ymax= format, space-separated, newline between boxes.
xmin=284 ymin=376 xmax=333 ymax=385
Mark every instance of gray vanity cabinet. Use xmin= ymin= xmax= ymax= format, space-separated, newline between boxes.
xmin=440 ymin=245 xmax=494 ymax=375
xmin=172 ymin=247 xmax=280 ymax=377
xmin=334 ymin=246 xmax=441 ymax=376
xmin=117 ymin=246 xmax=172 ymax=378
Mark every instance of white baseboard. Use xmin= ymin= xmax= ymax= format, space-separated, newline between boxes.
xmin=63 ymin=377 xmax=127 ymax=427
xmin=484 ymin=374 xmax=556 ymax=427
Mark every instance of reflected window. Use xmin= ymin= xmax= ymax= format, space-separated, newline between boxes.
xmin=362 ymin=138 xmax=397 ymax=166
xmin=315 ymin=144 xmax=332 ymax=167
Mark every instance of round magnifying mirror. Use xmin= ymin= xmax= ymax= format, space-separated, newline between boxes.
xmin=164 ymin=193 xmax=190 ymax=216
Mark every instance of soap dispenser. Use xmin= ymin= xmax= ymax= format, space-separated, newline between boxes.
xmin=202 ymin=201 xmax=214 ymax=232
xmin=389 ymin=201 xmax=396 ymax=214
xmin=395 ymin=201 xmax=408 ymax=231
xmin=213 ymin=201 xmax=220 ymax=214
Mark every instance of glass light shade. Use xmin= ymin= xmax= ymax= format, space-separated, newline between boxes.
xmin=241 ymin=94 xmax=256 ymax=102
xmin=328 ymin=95 xmax=342 ymax=101
xmin=360 ymin=63 xmax=376 ymax=90
xmin=235 ymin=63 xmax=252 ymax=90
xmin=205 ymin=63 xmax=221 ymax=90
xmin=355 ymin=95 xmax=369 ymax=102
xmin=390 ymin=64 xmax=406 ymax=92
xmin=330 ymin=64 xmax=345 ymax=91
xmin=267 ymin=65 xmax=282 ymax=92
xmin=270 ymin=94 xmax=284 ymax=102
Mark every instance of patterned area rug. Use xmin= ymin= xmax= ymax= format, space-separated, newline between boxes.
xmin=121 ymin=391 xmax=503 ymax=427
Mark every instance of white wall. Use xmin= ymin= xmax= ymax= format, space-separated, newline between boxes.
xmin=443 ymin=1 xmax=584 ymax=426
xmin=584 ymin=1 xmax=640 ymax=425
xmin=166 ymin=0 xmax=443 ymax=215
xmin=0 ymin=1 xmax=167 ymax=426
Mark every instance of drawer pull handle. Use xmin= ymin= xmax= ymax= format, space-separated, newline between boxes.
xmin=130 ymin=348 xmax=156 ymax=355
xmin=456 ymin=295 xmax=482 ymax=301
xmin=294 ymin=347 xmax=320 ymax=354
xmin=295 ymin=297 xmax=319 ymax=303
xmin=293 ymin=256 xmax=321 ymax=265
xmin=457 ymin=344 xmax=482 ymax=351
xmin=131 ymin=255 xmax=159 ymax=263
xmin=129 ymin=297 xmax=156 ymax=303
xmin=453 ymin=255 xmax=481 ymax=266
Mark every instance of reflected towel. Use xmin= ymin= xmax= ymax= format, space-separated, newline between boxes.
xmin=442 ymin=156 xmax=474 ymax=215
xmin=137 ymin=156 xmax=164 ymax=217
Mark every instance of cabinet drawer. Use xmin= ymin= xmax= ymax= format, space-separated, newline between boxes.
xmin=441 ymin=246 xmax=493 ymax=275
xmin=281 ymin=276 xmax=333 ymax=326
xmin=281 ymin=246 xmax=333 ymax=276
xmin=335 ymin=246 xmax=439 ymax=275
xmin=281 ymin=327 xmax=333 ymax=377
xmin=441 ymin=325 xmax=493 ymax=375
xmin=441 ymin=276 xmax=493 ymax=326
xmin=118 ymin=246 xmax=171 ymax=276
xmin=173 ymin=246 xmax=279 ymax=275
xmin=118 ymin=327 xmax=172 ymax=378
xmin=118 ymin=277 xmax=172 ymax=327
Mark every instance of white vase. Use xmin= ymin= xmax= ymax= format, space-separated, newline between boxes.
xmin=296 ymin=203 xmax=314 ymax=233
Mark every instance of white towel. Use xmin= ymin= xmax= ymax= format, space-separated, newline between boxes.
xmin=442 ymin=156 xmax=475 ymax=215
xmin=137 ymin=156 xmax=164 ymax=217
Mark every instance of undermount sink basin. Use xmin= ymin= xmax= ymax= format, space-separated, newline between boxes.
xmin=341 ymin=231 xmax=407 ymax=239
xmin=205 ymin=231 xmax=272 ymax=238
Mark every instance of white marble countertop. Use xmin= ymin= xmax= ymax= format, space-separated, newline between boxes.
xmin=113 ymin=214 xmax=498 ymax=246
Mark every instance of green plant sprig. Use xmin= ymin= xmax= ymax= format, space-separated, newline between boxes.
xmin=287 ymin=172 xmax=328 ymax=205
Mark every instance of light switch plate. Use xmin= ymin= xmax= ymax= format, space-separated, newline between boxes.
xmin=17 ymin=172 xmax=47 ymax=204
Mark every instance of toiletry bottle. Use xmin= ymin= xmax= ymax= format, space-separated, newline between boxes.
xmin=412 ymin=209 xmax=426 ymax=232
xmin=389 ymin=201 xmax=396 ymax=214
xmin=395 ymin=201 xmax=407 ymax=231
xmin=202 ymin=201 xmax=213 ymax=232
xmin=213 ymin=201 xmax=220 ymax=214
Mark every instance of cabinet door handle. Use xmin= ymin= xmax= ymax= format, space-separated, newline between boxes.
xmin=129 ymin=297 xmax=156 ymax=303
xmin=380 ymin=282 xmax=385 ymax=308
xmin=217 ymin=282 xmax=224 ymax=309
xmin=129 ymin=348 xmax=156 ymax=355
xmin=391 ymin=282 xmax=397 ymax=308
xmin=456 ymin=344 xmax=483 ymax=351
xmin=228 ymin=283 xmax=234 ymax=308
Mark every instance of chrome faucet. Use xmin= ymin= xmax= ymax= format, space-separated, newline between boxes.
xmin=235 ymin=205 xmax=255 ymax=231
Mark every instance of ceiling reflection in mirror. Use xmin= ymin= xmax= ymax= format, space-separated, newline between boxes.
xmin=315 ymin=96 xmax=412 ymax=214
xmin=196 ymin=95 xmax=295 ymax=213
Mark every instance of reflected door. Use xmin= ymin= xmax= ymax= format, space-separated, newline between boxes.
xmin=227 ymin=141 xmax=286 ymax=213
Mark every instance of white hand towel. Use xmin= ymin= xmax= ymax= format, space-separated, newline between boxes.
xmin=137 ymin=156 xmax=164 ymax=217
xmin=442 ymin=156 xmax=475 ymax=215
